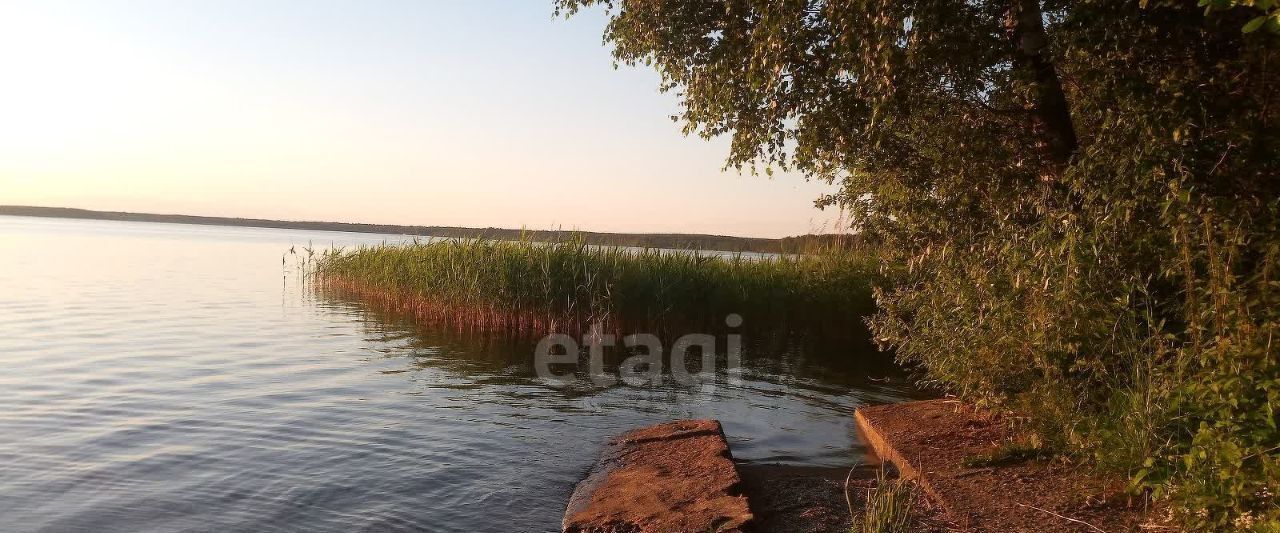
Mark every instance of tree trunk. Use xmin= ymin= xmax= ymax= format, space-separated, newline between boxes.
xmin=1007 ymin=0 xmax=1078 ymax=167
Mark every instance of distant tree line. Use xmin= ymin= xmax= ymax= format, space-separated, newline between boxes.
xmin=0 ymin=205 xmax=851 ymax=254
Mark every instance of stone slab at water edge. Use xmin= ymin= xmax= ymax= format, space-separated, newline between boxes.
xmin=562 ymin=419 xmax=752 ymax=533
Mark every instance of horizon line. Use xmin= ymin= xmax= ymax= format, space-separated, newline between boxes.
xmin=0 ymin=205 xmax=850 ymax=252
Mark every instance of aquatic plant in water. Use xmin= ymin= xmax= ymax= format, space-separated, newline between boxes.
xmin=306 ymin=235 xmax=878 ymax=340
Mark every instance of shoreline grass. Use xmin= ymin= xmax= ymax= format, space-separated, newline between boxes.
xmin=857 ymin=468 xmax=916 ymax=533
xmin=307 ymin=235 xmax=878 ymax=339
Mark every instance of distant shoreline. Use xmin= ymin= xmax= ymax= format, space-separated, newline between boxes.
xmin=0 ymin=205 xmax=839 ymax=253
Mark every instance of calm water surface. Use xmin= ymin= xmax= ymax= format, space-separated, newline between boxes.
xmin=0 ymin=216 xmax=916 ymax=532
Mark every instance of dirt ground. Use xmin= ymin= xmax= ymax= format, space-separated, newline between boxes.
xmin=855 ymin=399 xmax=1165 ymax=532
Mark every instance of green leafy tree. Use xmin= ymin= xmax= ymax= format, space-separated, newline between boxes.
xmin=558 ymin=0 xmax=1279 ymax=529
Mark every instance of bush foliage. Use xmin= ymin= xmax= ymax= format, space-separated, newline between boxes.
xmin=558 ymin=0 xmax=1279 ymax=528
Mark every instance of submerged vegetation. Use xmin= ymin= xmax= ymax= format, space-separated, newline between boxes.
xmin=310 ymin=236 xmax=877 ymax=339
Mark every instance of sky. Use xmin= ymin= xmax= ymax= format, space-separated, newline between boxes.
xmin=0 ymin=1 xmax=839 ymax=238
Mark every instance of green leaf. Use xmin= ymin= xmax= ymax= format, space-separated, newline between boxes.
xmin=1243 ymin=15 xmax=1268 ymax=33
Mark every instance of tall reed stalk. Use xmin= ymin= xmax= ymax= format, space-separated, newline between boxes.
xmin=308 ymin=235 xmax=877 ymax=338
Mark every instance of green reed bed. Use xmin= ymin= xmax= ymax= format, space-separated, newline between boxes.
xmin=309 ymin=236 xmax=877 ymax=338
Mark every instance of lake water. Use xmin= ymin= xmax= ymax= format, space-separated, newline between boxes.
xmin=0 ymin=216 xmax=917 ymax=532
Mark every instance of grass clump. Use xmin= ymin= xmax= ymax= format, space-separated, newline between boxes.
xmin=857 ymin=469 xmax=915 ymax=533
xmin=309 ymin=235 xmax=877 ymax=338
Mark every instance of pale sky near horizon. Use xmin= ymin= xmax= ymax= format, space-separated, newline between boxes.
xmin=0 ymin=1 xmax=840 ymax=238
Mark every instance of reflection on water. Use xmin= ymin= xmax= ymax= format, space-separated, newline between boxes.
xmin=0 ymin=216 xmax=920 ymax=533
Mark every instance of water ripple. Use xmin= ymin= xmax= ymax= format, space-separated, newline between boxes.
xmin=0 ymin=216 xmax=921 ymax=532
